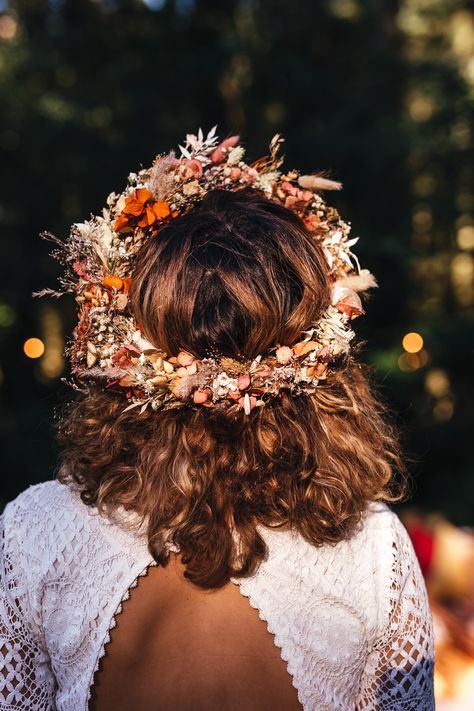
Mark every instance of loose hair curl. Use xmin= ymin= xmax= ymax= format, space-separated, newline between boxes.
xmin=57 ymin=189 xmax=406 ymax=589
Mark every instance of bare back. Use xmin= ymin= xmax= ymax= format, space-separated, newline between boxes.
xmin=89 ymin=554 xmax=302 ymax=711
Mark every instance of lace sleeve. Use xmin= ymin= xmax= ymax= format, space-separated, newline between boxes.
xmin=355 ymin=512 xmax=435 ymax=711
xmin=0 ymin=507 xmax=56 ymax=710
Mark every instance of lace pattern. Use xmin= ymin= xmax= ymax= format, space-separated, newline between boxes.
xmin=0 ymin=515 xmax=55 ymax=710
xmin=0 ymin=481 xmax=435 ymax=710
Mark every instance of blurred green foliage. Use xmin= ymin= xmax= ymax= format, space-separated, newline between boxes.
xmin=0 ymin=0 xmax=473 ymax=518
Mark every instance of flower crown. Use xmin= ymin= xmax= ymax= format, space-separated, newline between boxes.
xmin=38 ymin=128 xmax=377 ymax=414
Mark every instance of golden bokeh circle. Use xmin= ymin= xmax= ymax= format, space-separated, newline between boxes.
xmin=23 ymin=337 xmax=45 ymax=359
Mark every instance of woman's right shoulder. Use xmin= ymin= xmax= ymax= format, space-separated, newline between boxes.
xmin=2 ymin=479 xmax=85 ymax=537
xmin=1 ymin=480 xmax=104 ymax=573
xmin=1 ymin=479 xmax=151 ymax=573
xmin=4 ymin=478 xmax=79 ymax=514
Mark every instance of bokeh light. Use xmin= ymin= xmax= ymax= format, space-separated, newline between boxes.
xmin=402 ymin=332 xmax=424 ymax=353
xmin=451 ymin=252 xmax=474 ymax=305
xmin=0 ymin=15 xmax=17 ymax=41
xmin=425 ymin=369 xmax=450 ymax=398
xmin=39 ymin=307 xmax=64 ymax=379
xmin=457 ymin=224 xmax=474 ymax=250
xmin=397 ymin=349 xmax=429 ymax=372
xmin=23 ymin=338 xmax=45 ymax=359
xmin=433 ymin=397 xmax=455 ymax=422
xmin=0 ymin=303 xmax=15 ymax=327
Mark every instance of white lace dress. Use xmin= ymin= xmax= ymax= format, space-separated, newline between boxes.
xmin=0 ymin=480 xmax=435 ymax=710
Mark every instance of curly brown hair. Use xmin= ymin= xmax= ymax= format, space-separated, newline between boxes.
xmin=57 ymin=189 xmax=407 ymax=589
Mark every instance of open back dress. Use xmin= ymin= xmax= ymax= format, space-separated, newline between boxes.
xmin=0 ymin=480 xmax=435 ymax=710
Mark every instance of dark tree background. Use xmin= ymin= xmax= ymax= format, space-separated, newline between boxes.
xmin=0 ymin=0 xmax=473 ymax=519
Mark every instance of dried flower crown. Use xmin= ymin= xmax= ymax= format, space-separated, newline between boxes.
xmin=38 ymin=127 xmax=377 ymax=414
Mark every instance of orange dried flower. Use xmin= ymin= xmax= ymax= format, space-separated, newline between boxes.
xmin=125 ymin=188 xmax=153 ymax=216
xmin=103 ymin=275 xmax=124 ymax=290
xmin=115 ymin=188 xmax=173 ymax=232
xmin=114 ymin=213 xmax=130 ymax=232
xmin=292 ymin=340 xmax=319 ymax=357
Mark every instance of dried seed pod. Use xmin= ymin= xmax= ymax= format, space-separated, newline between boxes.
xmin=163 ymin=361 xmax=174 ymax=374
xmin=86 ymin=351 xmax=97 ymax=368
xmin=298 ymin=175 xmax=342 ymax=192
xmin=150 ymin=375 xmax=168 ymax=385
xmin=239 ymin=393 xmax=257 ymax=415
xmin=186 ymin=361 xmax=198 ymax=375
xmin=152 ymin=356 xmax=164 ymax=371
xmin=115 ymin=294 xmax=128 ymax=311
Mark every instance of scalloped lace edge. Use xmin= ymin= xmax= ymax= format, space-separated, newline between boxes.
xmin=229 ymin=577 xmax=305 ymax=710
xmin=86 ymin=560 xmax=157 ymax=708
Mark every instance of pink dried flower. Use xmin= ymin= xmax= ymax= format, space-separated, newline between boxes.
xmin=331 ymin=287 xmax=364 ymax=320
xmin=73 ymin=261 xmax=90 ymax=278
xmin=241 ymin=168 xmax=259 ymax=184
xmin=177 ymin=351 xmax=194 ymax=366
xmin=303 ymin=214 xmax=321 ymax=231
xmin=193 ymin=389 xmax=210 ymax=404
xmin=210 ymin=135 xmax=240 ymax=164
xmin=112 ymin=347 xmax=134 ymax=369
xmin=123 ymin=342 xmax=141 ymax=355
xmin=281 ymin=181 xmax=297 ymax=196
xmin=237 ymin=373 xmax=251 ymax=390
xmin=253 ymin=368 xmax=273 ymax=378
xmin=182 ymin=159 xmax=203 ymax=178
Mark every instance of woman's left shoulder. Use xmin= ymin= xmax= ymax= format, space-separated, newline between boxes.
xmin=359 ymin=500 xmax=418 ymax=563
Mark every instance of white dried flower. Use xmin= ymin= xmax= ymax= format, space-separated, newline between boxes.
xmin=227 ymin=146 xmax=245 ymax=165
